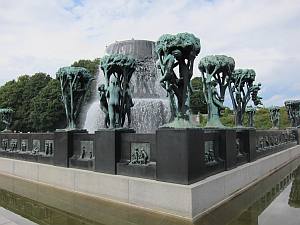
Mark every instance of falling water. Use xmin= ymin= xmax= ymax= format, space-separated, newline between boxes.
xmin=83 ymin=39 xmax=170 ymax=133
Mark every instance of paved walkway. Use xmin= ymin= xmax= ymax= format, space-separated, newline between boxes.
xmin=0 ymin=208 xmax=36 ymax=225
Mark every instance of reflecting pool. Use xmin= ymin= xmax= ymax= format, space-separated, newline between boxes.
xmin=0 ymin=158 xmax=300 ymax=225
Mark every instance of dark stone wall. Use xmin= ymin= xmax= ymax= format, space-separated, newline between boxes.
xmin=119 ymin=133 xmax=156 ymax=162
xmin=69 ymin=133 xmax=95 ymax=170
xmin=72 ymin=133 xmax=95 ymax=157
xmin=0 ymin=127 xmax=298 ymax=185
xmin=0 ymin=133 xmax=55 ymax=164
xmin=156 ymin=128 xmax=205 ymax=184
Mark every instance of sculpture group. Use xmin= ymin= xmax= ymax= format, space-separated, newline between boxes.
xmin=285 ymin=100 xmax=300 ymax=127
xmin=51 ymin=32 xmax=300 ymax=131
xmin=198 ymin=55 xmax=235 ymax=127
xmin=156 ymin=33 xmax=200 ymax=124
xmin=56 ymin=67 xmax=94 ymax=130
xmin=99 ymin=54 xmax=136 ymax=128
xmin=0 ymin=108 xmax=13 ymax=132
xmin=3 ymin=31 xmax=294 ymax=132
xmin=269 ymin=106 xmax=280 ymax=129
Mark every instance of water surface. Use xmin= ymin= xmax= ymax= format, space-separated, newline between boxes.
xmin=0 ymin=159 xmax=299 ymax=225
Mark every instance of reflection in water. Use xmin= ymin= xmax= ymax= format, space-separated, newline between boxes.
xmin=289 ymin=167 xmax=300 ymax=208
xmin=195 ymin=158 xmax=300 ymax=225
xmin=257 ymin=165 xmax=300 ymax=225
xmin=0 ymin=174 xmax=190 ymax=225
xmin=0 ymin=159 xmax=299 ymax=225
xmin=258 ymin=184 xmax=300 ymax=225
xmin=0 ymin=190 xmax=103 ymax=225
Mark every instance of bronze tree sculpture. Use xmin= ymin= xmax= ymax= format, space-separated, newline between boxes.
xmin=285 ymin=100 xmax=300 ymax=127
xmin=228 ymin=69 xmax=262 ymax=127
xmin=0 ymin=108 xmax=14 ymax=131
xmin=156 ymin=33 xmax=200 ymax=126
xmin=198 ymin=55 xmax=235 ymax=127
xmin=269 ymin=106 xmax=280 ymax=129
xmin=100 ymin=54 xmax=136 ymax=128
xmin=56 ymin=67 xmax=94 ymax=130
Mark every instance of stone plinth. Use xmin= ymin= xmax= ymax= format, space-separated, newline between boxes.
xmin=94 ymin=128 xmax=134 ymax=174
xmin=54 ymin=129 xmax=87 ymax=167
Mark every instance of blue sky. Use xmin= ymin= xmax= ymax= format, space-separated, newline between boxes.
xmin=0 ymin=0 xmax=299 ymax=106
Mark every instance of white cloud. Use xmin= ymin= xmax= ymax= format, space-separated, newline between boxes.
xmin=262 ymin=94 xmax=300 ymax=107
xmin=0 ymin=0 xmax=299 ymax=106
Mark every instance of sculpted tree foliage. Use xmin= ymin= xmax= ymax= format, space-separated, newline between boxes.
xmin=250 ymin=83 xmax=263 ymax=106
xmin=70 ymin=58 xmax=101 ymax=128
xmin=269 ymin=106 xmax=280 ymax=129
xmin=285 ymin=100 xmax=300 ymax=127
xmin=56 ymin=67 xmax=94 ymax=130
xmin=228 ymin=69 xmax=262 ymax=127
xmin=198 ymin=55 xmax=235 ymax=127
xmin=0 ymin=108 xmax=14 ymax=131
xmin=100 ymin=54 xmax=136 ymax=128
xmin=156 ymin=33 xmax=200 ymax=125
xmin=71 ymin=58 xmax=100 ymax=77
xmin=71 ymin=58 xmax=100 ymax=104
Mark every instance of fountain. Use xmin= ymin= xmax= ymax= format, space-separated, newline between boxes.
xmin=84 ymin=39 xmax=170 ymax=133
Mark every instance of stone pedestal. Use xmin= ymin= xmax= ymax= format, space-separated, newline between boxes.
xmin=156 ymin=128 xmax=205 ymax=185
xmin=291 ymin=127 xmax=300 ymax=145
xmin=117 ymin=162 xmax=156 ymax=179
xmin=53 ymin=129 xmax=87 ymax=167
xmin=219 ymin=129 xmax=237 ymax=170
xmin=94 ymin=128 xmax=134 ymax=174
xmin=238 ymin=128 xmax=257 ymax=162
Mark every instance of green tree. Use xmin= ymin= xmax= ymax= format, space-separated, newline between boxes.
xmin=220 ymin=108 xmax=235 ymax=127
xmin=198 ymin=105 xmax=291 ymax=129
xmin=200 ymin=108 xmax=235 ymax=127
xmin=254 ymin=108 xmax=272 ymax=129
xmin=29 ymin=79 xmax=66 ymax=131
xmin=190 ymin=77 xmax=207 ymax=114
xmin=71 ymin=58 xmax=100 ymax=76
xmin=0 ymin=73 xmax=52 ymax=131
xmin=279 ymin=106 xmax=290 ymax=129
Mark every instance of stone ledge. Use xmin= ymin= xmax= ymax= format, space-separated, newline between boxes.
xmin=0 ymin=145 xmax=299 ymax=221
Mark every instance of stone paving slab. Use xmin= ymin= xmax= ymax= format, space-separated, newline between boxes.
xmin=0 ymin=207 xmax=36 ymax=225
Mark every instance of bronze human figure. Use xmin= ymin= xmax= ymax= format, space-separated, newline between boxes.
xmin=156 ymin=33 xmax=200 ymax=126
xmin=100 ymin=54 xmax=136 ymax=128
